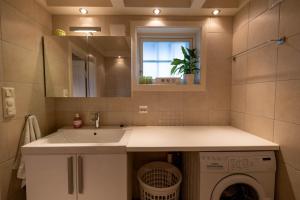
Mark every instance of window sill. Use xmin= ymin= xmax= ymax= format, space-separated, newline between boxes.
xmin=133 ymin=83 xmax=206 ymax=92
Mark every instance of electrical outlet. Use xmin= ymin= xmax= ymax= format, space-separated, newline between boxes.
xmin=139 ymin=105 xmax=148 ymax=114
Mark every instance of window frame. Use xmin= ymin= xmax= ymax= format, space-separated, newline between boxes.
xmin=138 ymin=34 xmax=195 ymax=78
xmin=131 ymin=21 xmax=206 ymax=92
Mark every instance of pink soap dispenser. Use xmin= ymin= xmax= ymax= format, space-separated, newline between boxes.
xmin=73 ymin=113 xmax=83 ymax=128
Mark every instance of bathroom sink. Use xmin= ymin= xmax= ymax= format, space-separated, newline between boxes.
xmin=22 ymin=127 xmax=131 ymax=154
xmin=46 ymin=128 xmax=126 ymax=143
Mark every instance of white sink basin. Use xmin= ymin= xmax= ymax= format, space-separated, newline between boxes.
xmin=45 ymin=128 xmax=125 ymax=143
xmin=28 ymin=128 xmax=125 ymax=144
xmin=57 ymin=129 xmax=125 ymax=143
xmin=22 ymin=127 xmax=131 ymax=156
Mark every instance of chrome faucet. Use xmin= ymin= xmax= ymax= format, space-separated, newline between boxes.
xmin=94 ymin=112 xmax=100 ymax=128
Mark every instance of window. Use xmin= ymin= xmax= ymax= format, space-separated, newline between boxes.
xmin=140 ymin=38 xmax=192 ymax=79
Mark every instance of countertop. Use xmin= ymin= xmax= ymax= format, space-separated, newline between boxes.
xmin=22 ymin=126 xmax=279 ymax=154
xmin=125 ymin=126 xmax=279 ymax=152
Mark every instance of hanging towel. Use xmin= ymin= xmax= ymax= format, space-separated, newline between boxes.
xmin=13 ymin=115 xmax=42 ymax=188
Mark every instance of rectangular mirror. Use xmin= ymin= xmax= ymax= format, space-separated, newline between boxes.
xmin=42 ymin=36 xmax=131 ymax=97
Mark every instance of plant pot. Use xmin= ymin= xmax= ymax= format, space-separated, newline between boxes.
xmin=183 ymin=74 xmax=194 ymax=85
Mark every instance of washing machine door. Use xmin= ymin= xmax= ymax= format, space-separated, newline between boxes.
xmin=211 ymin=174 xmax=266 ymax=200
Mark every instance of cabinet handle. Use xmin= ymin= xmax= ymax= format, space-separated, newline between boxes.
xmin=67 ymin=157 xmax=74 ymax=194
xmin=78 ymin=156 xmax=84 ymax=194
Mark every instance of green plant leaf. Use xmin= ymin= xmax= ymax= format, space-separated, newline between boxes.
xmin=181 ymin=46 xmax=190 ymax=60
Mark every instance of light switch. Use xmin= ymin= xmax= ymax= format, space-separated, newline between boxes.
xmin=2 ymin=87 xmax=16 ymax=118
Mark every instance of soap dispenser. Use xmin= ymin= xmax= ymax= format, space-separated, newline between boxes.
xmin=73 ymin=113 xmax=83 ymax=128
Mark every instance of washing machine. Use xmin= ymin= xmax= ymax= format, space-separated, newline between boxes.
xmin=199 ymin=151 xmax=276 ymax=200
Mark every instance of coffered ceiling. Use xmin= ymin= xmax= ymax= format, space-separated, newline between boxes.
xmin=37 ymin=0 xmax=248 ymax=16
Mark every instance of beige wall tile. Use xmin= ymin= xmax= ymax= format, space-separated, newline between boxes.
xmin=249 ymin=0 xmax=269 ymax=20
xmin=181 ymin=92 xmax=210 ymax=111
xmin=0 ymin=2 xmax=54 ymax=200
xmin=1 ymin=118 xmax=24 ymax=159
xmin=209 ymin=110 xmax=230 ymax=125
xmin=206 ymin=17 xmax=233 ymax=33
xmin=0 ymin=122 xmax=9 ymax=163
xmin=132 ymin=112 xmax=159 ymax=126
xmin=209 ymin=85 xmax=231 ymax=110
xmin=230 ymin=111 xmax=245 ymax=129
xmin=106 ymin=97 xmax=133 ymax=112
xmin=231 ymin=85 xmax=246 ymax=112
xmin=0 ymin=159 xmax=14 ymax=200
xmin=2 ymin=41 xmax=42 ymax=83
xmin=54 ymin=98 xmax=84 ymax=112
xmin=183 ymin=111 xmax=209 ymax=125
xmin=246 ymin=82 xmax=275 ymax=118
xmin=0 ymin=43 xmax=3 ymax=82
xmin=276 ymin=163 xmax=300 ymax=200
xmin=207 ymin=32 xmax=233 ymax=66
xmin=247 ymin=44 xmax=277 ymax=83
xmin=275 ymin=80 xmax=300 ymax=124
xmin=1 ymin=2 xmax=38 ymax=50
xmin=0 ymin=83 xmax=3 ymax=122
xmin=280 ymin=0 xmax=300 ymax=37
xmin=277 ymin=34 xmax=300 ymax=81
xmin=3 ymin=0 xmax=34 ymax=18
xmin=55 ymin=111 xmax=75 ymax=128
xmin=233 ymin=24 xmax=248 ymax=55
xmin=274 ymin=120 xmax=300 ymax=170
xmin=102 ymin=111 xmax=133 ymax=126
xmin=244 ymin=114 xmax=274 ymax=141
xmin=232 ymin=55 xmax=247 ymax=84
xmin=248 ymin=6 xmax=279 ymax=48
xmin=33 ymin=2 xmax=52 ymax=31
xmin=158 ymin=93 xmax=183 ymax=112
xmin=158 ymin=111 xmax=183 ymax=126
xmin=233 ymin=3 xmax=249 ymax=32
xmin=81 ymin=98 xmax=107 ymax=112
xmin=131 ymin=92 xmax=161 ymax=113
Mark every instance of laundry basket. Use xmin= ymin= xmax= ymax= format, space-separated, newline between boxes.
xmin=137 ymin=162 xmax=182 ymax=200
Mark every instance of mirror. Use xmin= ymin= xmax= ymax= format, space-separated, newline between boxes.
xmin=42 ymin=36 xmax=131 ymax=97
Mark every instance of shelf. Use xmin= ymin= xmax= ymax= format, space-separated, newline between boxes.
xmin=133 ymin=83 xmax=205 ymax=92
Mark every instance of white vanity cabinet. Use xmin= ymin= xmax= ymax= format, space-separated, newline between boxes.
xmin=25 ymin=153 xmax=127 ymax=200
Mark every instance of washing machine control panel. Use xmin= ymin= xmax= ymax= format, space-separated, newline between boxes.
xmin=200 ymin=152 xmax=276 ymax=172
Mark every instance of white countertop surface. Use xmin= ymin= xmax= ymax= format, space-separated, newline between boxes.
xmin=22 ymin=126 xmax=279 ymax=154
xmin=125 ymin=126 xmax=279 ymax=152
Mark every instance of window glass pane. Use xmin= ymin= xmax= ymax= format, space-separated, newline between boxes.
xmin=142 ymin=41 xmax=190 ymax=78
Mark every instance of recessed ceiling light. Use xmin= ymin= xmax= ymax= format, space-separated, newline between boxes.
xmin=79 ymin=8 xmax=88 ymax=15
xmin=153 ymin=8 xmax=161 ymax=15
xmin=212 ymin=9 xmax=221 ymax=16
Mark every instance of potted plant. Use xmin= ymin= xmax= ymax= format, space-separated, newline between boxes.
xmin=170 ymin=46 xmax=199 ymax=85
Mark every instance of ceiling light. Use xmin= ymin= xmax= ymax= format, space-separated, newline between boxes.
xmin=212 ymin=9 xmax=221 ymax=16
xmin=69 ymin=27 xmax=101 ymax=33
xmin=79 ymin=8 xmax=88 ymax=15
xmin=153 ymin=8 xmax=161 ymax=15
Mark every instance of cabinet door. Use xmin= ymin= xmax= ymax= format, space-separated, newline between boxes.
xmin=25 ymin=155 xmax=76 ymax=200
xmin=78 ymin=154 xmax=127 ymax=200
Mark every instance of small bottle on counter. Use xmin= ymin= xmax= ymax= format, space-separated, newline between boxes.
xmin=73 ymin=113 xmax=83 ymax=128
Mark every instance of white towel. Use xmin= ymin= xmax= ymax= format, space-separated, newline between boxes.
xmin=13 ymin=115 xmax=42 ymax=188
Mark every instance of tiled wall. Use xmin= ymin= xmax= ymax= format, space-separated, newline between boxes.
xmin=53 ymin=16 xmax=233 ymax=127
xmin=230 ymin=0 xmax=300 ymax=199
xmin=0 ymin=0 xmax=56 ymax=199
